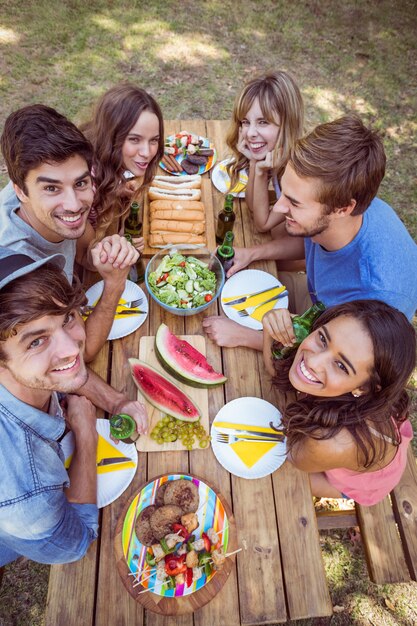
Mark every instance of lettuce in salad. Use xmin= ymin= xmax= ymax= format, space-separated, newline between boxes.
xmin=148 ymin=253 xmax=217 ymax=309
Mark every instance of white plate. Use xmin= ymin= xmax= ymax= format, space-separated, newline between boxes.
xmin=60 ymin=419 xmax=138 ymax=509
xmin=220 ymin=269 xmax=288 ymax=330
xmin=211 ymin=158 xmax=247 ymax=197
xmin=211 ymin=398 xmax=286 ymax=479
xmin=84 ymin=280 xmax=148 ymax=340
xmin=160 ymin=134 xmax=217 ymax=176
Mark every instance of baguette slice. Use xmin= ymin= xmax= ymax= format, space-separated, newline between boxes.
xmin=150 ymin=219 xmax=205 ymax=235
xmin=150 ymin=209 xmax=205 ymax=222
xmin=149 ymin=232 xmax=206 ymax=247
xmin=149 ymin=199 xmax=205 ymax=213
xmin=152 ymin=174 xmax=201 ymax=190
xmin=148 ymin=187 xmax=201 ymax=201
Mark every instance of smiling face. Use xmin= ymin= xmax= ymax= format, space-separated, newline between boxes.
xmin=14 ymin=155 xmax=93 ymax=243
xmin=272 ymin=163 xmax=333 ymax=238
xmin=0 ymin=310 xmax=87 ymax=404
xmin=289 ymin=315 xmax=374 ymax=398
xmin=121 ymin=109 xmax=160 ymax=176
xmin=240 ymin=98 xmax=280 ymax=160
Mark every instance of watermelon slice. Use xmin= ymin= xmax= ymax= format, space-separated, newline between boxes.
xmin=155 ymin=323 xmax=227 ymax=388
xmin=129 ymin=358 xmax=200 ymax=422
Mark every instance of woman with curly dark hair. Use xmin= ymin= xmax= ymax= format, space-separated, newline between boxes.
xmin=82 ymin=83 xmax=164 ymax=243
xmin=263 ymin=300 xmax=416 ymax=505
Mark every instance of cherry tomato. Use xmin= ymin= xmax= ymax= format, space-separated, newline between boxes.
xmin=185 ymin=567 xmax=193 ymax=588
xmin=162 ymin=272 xmax=169 ymax=281
xmin=172 ymin=523 xmax=189 ymax=540
xmin=204 ymin=294 xmax=213 ymax=302
xmin=165 ymin=554 xmax=187 ymax=576
xmin=202 ymin=532 xmax=211 ymax=552
xmin=179 ymin=261 xmax=186 ymax=267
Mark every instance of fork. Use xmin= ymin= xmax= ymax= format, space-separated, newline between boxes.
xmin=237 ymin=291 xmax=288 ymax=317
xmin=216 ymin=433 xmax=283 ymax=444
xmin=81 ymin=297 xmax=143 ymax=315
xmin=223 ymin=285 xmax=281 ymax=306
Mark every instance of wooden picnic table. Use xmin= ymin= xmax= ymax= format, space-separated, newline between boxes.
xmin=43 ymin=118 xmax=415 ymax=624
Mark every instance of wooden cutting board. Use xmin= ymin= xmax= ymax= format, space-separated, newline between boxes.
xmin=142 ymin=170 xmax=216 ymax=256
xmin=136 ymin=335 xmax=210 ymax=452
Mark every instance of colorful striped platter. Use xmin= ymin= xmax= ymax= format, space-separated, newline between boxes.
xmin=117 ymin=474 xmax=232 ymax=600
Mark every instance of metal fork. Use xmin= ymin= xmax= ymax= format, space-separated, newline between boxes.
xmin=237 ymin=291 xmax=288 ymax=317
xmin=216 ymin=433 xmax=283 ymax=444
xmin=81 ymin=297 xmax=143 ymax=315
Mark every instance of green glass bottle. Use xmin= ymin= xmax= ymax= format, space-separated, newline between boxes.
xmin=125 ymin=201 xmax=143 ymax=238
xmin=124 ymin=233 xmax=146 ymax=284
xmin=215 ymin=194 xmax=235 ymax=244
xmin=216 ymin=231 xmax=235 ymax=275
xmin=272 ymin=302 xmax=326 ymax=359
xmin=109 ymin=413 xmax=139 ymax=444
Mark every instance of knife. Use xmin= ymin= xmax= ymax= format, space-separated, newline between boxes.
xmin=215 ymin=426 xmax=284 ymax=439
xmin=222 ymin=285 xmax=282 ymax=306
xmin=97 ymin=456 xmax=133 ymax=466
xmin=214 ymin=421 xmax=284 ymax=436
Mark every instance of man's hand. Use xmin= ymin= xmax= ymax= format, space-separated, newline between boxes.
xmin=262 ymin=308 xmax=295 ymax=346
xmin=65 ymin=395 xmax=98 ymax=441
xmin=113 ymin=399 xmax=148 ymax=435
xmin=226 ymin=246 xmax=255 ymax=278
xmin=91 ymin=235 xmax=139 ymax=271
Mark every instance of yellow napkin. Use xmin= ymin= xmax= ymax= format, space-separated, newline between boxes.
xmin=215 ymin=421 xmax=281 ymax=435
xmin=64 ymin=434 xmax=135 ymax=474
xmin=218 ymin=161 xmax=248 ymax=194
xmin=82 ymin=298 xmax=142 ymax=321
xmin=250 ymin=297 xmax=281 ymax=322
xmin=230 ymin=440 xmax=277 ymax=468
xmin=223 ymin=286 xmax=285 ymax=312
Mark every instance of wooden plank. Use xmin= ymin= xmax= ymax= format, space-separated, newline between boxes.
xmin=184 ymin=126 xmax=242 ymax=626
xmin=356 ymin=496 xmax=410 ymax=583
xmin=391 ymin=448 xmax=417 ymax=580
xmin=222 ymin=345 xmax=287 ymax=624
xmin=316 ymin=509 xmax=358 ymax=530
xmin=46 ymin=343 xmax=109 ymax=626
xmin=95 ymin=326 xmax=148 ymax=626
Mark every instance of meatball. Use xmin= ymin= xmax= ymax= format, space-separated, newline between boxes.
xmin=164 ymin=479 xmax=199 ymax=514
xmin=135 ymin=505 xmax=157 ymax=547
xmin=149 ymin=505 xmax=183 ymax=540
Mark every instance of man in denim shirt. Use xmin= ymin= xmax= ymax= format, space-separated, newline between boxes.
xmin=0 ymin=248 xmax=99 ymax=565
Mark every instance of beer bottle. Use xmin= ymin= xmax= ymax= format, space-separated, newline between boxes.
xmin=109 ymin=413 xmax=139 ymax=444
xmin=125 ymin=200 xmax=143 ymax=238
xmin=216 ymin=231 xmax=235 ymax=275
xmin=124 ymin=233 xmax=146 ymax=284
xmin=272 ymin=302 xmax=326 ymax=359
xmin=215 ymin=194 xmax=235 ymax=244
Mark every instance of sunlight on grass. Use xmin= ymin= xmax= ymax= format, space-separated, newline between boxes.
xmin=0 ymin=26 xmax=19 ymax=43
xmin=91 ymin=15 xmax=120 ymax=32
xmin=304 ymin=86 xmax=378 ymax=119
xmin=156 ymin=37 xmax=227 ymax=65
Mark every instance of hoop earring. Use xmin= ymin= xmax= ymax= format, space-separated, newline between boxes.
xmin=352 ymin=392 xmax=360 ymax=398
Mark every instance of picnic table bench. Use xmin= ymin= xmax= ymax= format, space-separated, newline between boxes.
xmin=44 ymin=120 xmax=417 ymax=625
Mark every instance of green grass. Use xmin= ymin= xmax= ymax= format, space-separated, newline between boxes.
xmin=0 ymin=1 xmax=416 ymax=624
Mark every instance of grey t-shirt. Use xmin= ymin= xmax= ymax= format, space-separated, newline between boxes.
xmin=0 ymin=181 xmax=76 ymax=282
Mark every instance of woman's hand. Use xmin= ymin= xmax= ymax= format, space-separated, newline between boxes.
xmin=237 ymin=127 xmax=253 ymax=160
xmin=262 ymin=308 xmax=295 ymax=346
xmin=255 ymin=150 xmax=274 ymax=174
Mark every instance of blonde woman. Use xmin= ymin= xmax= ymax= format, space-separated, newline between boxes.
xmin=226 ymin=71 xmax=304 ymax=236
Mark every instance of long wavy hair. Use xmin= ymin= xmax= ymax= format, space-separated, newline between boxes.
xmin=226 ymin=71 xmax=304 ymax=190
xmin=82 ymin=83 xmax=164 ymax=239
xmin=273 ymin=300 xmax=416 ymax=468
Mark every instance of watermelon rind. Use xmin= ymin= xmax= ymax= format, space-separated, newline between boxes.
xmin=129 ymin=358 xmax=200 ymax=422
xmin=155 ymin=323 xmax=227 ymax=388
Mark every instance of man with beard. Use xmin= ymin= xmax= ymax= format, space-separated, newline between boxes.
xmin=0 ymin=248 xmax=100 ymax=567
xmin=203 ymin=115 xmax=417 ymax=350
xmin=0 ymin=104 xmax=139 ymax=362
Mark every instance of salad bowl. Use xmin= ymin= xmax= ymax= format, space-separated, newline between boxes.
xmin=145 ymin=246 xmax=224 ymax=316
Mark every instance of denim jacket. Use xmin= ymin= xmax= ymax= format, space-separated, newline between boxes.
xmin=0 ymin=384 xmax=99 ymax=566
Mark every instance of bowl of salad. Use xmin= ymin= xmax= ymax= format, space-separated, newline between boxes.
xmin=145 ymin=247 xmax=224 ymax=316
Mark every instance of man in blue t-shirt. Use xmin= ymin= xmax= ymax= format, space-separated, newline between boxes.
xmin=203 ymin=115 xmax=417 ymax=351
